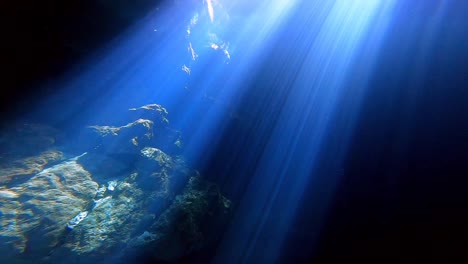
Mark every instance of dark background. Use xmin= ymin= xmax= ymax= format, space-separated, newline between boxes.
xmin=200 ymin=1 xmax=468 ymax=262
xmin=3 ymin=0 xmax=468 ymax=263
xmin=3 ymin=0 xmax=163 ymax=122
xmin=292 ymin=2 xmax=468 ymax=262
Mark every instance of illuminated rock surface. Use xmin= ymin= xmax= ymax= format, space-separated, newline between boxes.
xmin=0 ymin=158 xmax=98 ymax=259
xmin=0 ymin=112 xmax=230 ymax=263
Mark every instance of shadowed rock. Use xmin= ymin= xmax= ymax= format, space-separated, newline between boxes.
xmin=122 ymin=175 xmax=231 ymax=262
xmin=0 ymin=123 xmax=62 ymax=161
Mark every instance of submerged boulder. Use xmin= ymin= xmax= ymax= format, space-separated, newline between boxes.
xmin=59 ymin=174 xmax=146 ymax=257
xmin=0 ymin=103 xmax=231 ymax=263
xmin=122 ymin=175 xmax=232 ymax=262
xmin=46 ymin=164 xmax=231 ymax=263
xmin=87 ymin=118 xmax=154 ymax=155
xmin=128 ymin=103 xmax=169 ymax=125
xmin=86 ymin=104 xmax=182 ymax=159
xmin=0 ymin=157 xmax=98 ymax=261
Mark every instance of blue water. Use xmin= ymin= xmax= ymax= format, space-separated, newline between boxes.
xmin=1 ymin=0 xmax=467 ymax=263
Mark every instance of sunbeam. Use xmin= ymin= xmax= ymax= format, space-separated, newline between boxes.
xmin=1 ymin=0 xmax=466 ymax=263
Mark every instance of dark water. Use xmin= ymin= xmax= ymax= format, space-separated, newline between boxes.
xmin=2 ymin=0 xmax=467 ymax=263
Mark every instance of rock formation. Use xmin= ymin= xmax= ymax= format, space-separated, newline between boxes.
xmin=0 ymin=104 xmax=231 ymax=263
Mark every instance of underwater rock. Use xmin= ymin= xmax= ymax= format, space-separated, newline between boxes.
xmin=129 ymin=104 xmax=185 ymax=151
xmin=0 ymin=150 xmax=64 ymax=184
xmin=85 ymin=119 xmax=156 ymax=165
xmin=67 ymin=211 xmax=89 ymax=230
xmin=141 ymin=147 xmax=173 ymax=165
xmin=0 ymin=189 xmax=20 ymax=199
xmin=0 ymin=108 xmax=231 ymax=262
xmin=44 ymin=157 xmax=230 ymax=263
xmin=122 ymin=175 xmax=231 ymax=262
xmin=107 ymin=180 xmax=118 ymax=191
xmin=85 ymin=103 xmax=183 ymax=165
xmin=92 ymin=195 xmax=112 ymax=209
xmin=0 ymin=157 xmax=98 ymax=261
xmin=57 ymin=173 xmax=147 ymax=257
xmin=89 ymin=118 xmax=154 ymax=139
xmin=95 ymin=185 xmax=107 ymax=198
xmin=138 ymin=147 xmax=175 ymax=171
xmin=87 ymin=119 xmax=153 ymax=156
xmin=136 ymin=147 xmax=190 ymax=196
xmin=128 ymin=103 xmax=169 ymax=125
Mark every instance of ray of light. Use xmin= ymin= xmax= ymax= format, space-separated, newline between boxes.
xmin=22 ymin=0 xmax=412 ymax=262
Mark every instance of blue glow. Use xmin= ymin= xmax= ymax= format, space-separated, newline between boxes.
xmin=42 ymin=0 xmax=390 ymax=251
xmin=211 ymin=1 xmax=398 ymax=262
xmin=14 ymin=0 xmax=462 ymax=262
